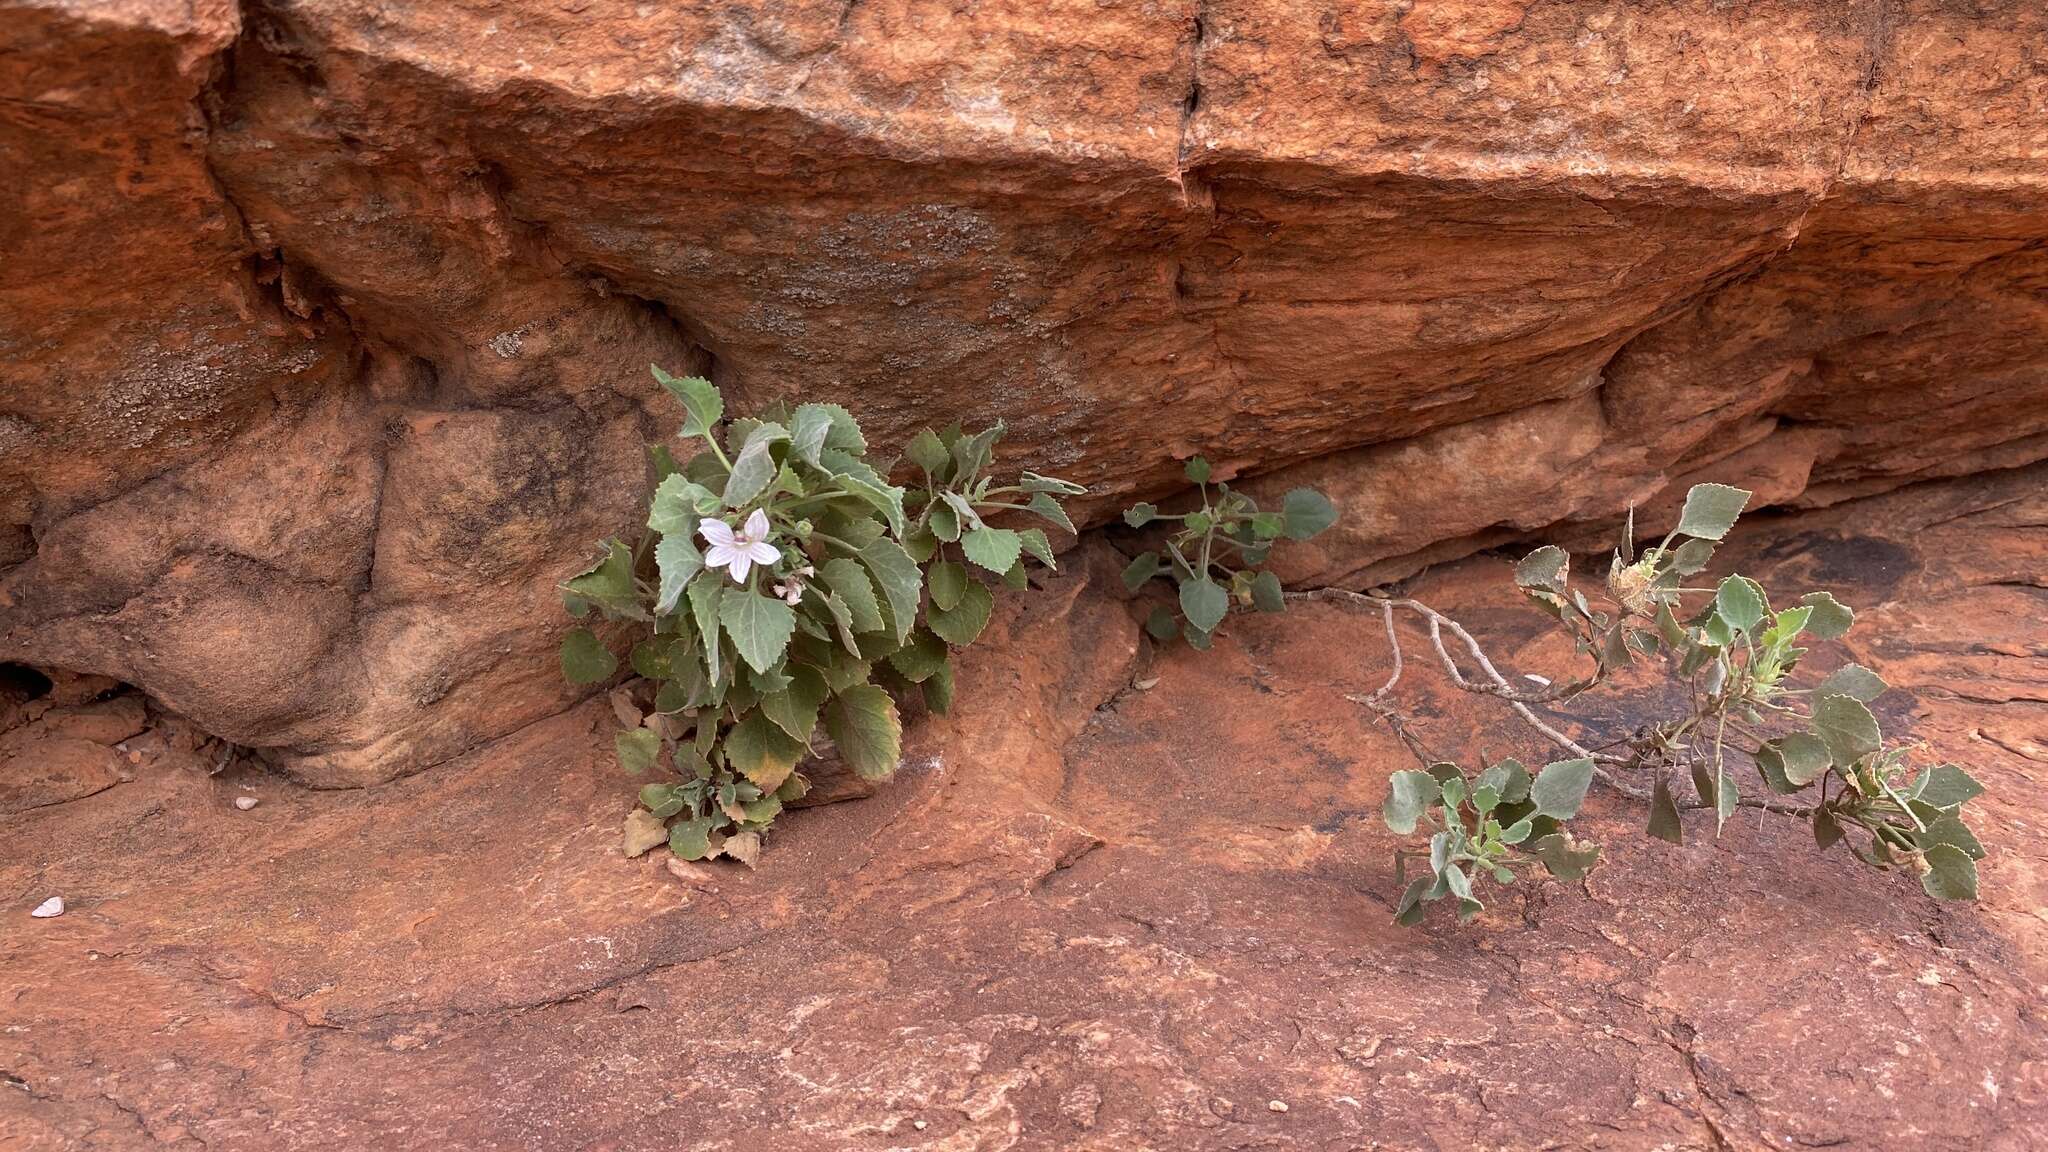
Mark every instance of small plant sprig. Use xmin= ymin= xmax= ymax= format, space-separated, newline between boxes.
xmin=1315 ymin=482 xmax=1990 ymax=923
xmin=559 ymin=367 xmax=1082 ymax=865
xmin=1119 ymin=457 xmax=1337 ymax=647
xmin=1383 ymin=756 xmax=1602 ymax=923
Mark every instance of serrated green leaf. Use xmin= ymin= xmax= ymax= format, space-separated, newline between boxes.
xmin=669 ymin=816 xmax=717 ymax=861
xmin=1530 ymin=758 xmax=1594 ymax=820
xmin=789 ymin=403 xmax=836 ymax=467
xmin=1515 ymin=545 xmax=1570 ymax=593
xmin=819 ymin=558 xmax=884 ymax=634
xmin=1144 ymin=605 xmax=1178 ymax=641
xmin=1670 ymin=537 xmax=1716 ymax=576
xmin=1281 ymin=488 xmax=1337 ymax=541
xmin=928 ymin=561 xmax=969 ymax=612
xmin=1798 ymin=591 xmax=1856 ymax=640
xmin=561 ymin=628 xmax=617 ymax=685
xmin=1020 ymin=471 xmax=1086 ymax=496
xmin=721 ymin=587 xmax=797 ymax=675
xmin=653 ymin=366 xmax=723 ymax=438
xmin=928 ymin=498 xmax=961 ymax=542
xmin=1715 ymin=574 xmax=1767 ymax=633
xmin=1813 ymin=693 xmax=1881 ymax=768
xmin=649 ymin=474 xmax=722 ymax=536
xmin=760 ymin=664 xmax=828 ymax=746
xmin=640 ymin=782 xmax=688 ymax=820
xmin=562 ymin=540 xmax=644 ymax=619
xmin=929 ymin=579 xmax=993 ymax=646
xmin=1912 ymin=763 xmax=1984 ymax=810
xmin=1674 ymin=483 xmax=1751 ymax=541
xmin=722 ymin=422 xmax=790 ymax=509
xmin=1647 ymin=775 xmax=1684 ymax=844
xmin=1527 ymin=832 xmax=1601 ymax=880
xmin=1179 ymin=578 xmax=1228 ymax=633
xmin=687 ymin=574 xmax=725 ymax=687
xmin=961 ymin=526 xmax=1023 ymax=574
xmin=1184 ymin=456 xmax=1211 ymax=484
xmin=950 ymin=423 xmax=1004 ymax=482
xmin=1770 ymin=732 xmax=1832 ymax=787
xmin=906 ymin=427 xmax=951 ymax=477
xmin=1919 ymin=813 xmax=1985 ymax=861
xmin=857 ymin=538 xmax=923 ymax=644
xmin=923 ymin=660 xmax=955 ymax=714
xmin=815 ymin=403 xmax=867 ymax=456
xmin=1025 ymin=491 xmax=1075 ymax=536
xmin=727 ymin=710 xmax=805 ymax=793
xmin=1018 ymin=527 xmax=1057 ymax=570
xmin=832 ymin=466 xmax=907 ymax=538
xmin=1250 ymin=570 xmax=1285 ymax=613
xmin=1122 ymin=551 xmax=1161 ymax=592
xmin=1921 ymin=843 xmax=1978 ymax=901
xmin=825 ymin=684 xmax=901 ymax=780
xmin=1816 ymin=663 xmax=1886 ymax=702
xmin=615 ymin=727 xmax=660 ymax=775
xmin=654 ymin=534 xmax=703 ymax=615
xmin=887 ymin=629 xmax=949 ymax=682
xmin=1384 ymin=769 xmax=1438 ymax=835
xmin=1123 ymin=503 xmax=1157 ymax=528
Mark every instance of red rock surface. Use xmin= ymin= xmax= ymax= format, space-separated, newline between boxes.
xmin=3 ymin=1 xmax=2046 ymax=782
xmin=5 ymin=469 xmax=2045 ymax=1149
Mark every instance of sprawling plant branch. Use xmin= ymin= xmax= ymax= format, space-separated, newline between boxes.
xmin=1270 ymin=484 xmax=1989 ymax=923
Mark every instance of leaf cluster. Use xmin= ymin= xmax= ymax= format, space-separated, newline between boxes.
xmin=560 ymin=367 xmax=1081 ymax=863
xmin=1120 ymin=457 xmax=1337 ymax=648
xmin=1383 ymin=757 xmax=1599 ymax=923
xmin=1381 ymin=482 xmax=1990 ymax=922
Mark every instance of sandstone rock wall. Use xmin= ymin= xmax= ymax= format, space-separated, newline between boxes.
xmin=3 ymin=0 xmax=2043 ymax=784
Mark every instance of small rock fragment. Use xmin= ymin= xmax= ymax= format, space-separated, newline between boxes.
xmin=665 ymin=857 xmax=719 ymax=890
xmin=1133 ymin=676 xmax=1160 ymax=691
xmin=31 ymin=897 xmax=64 ymax=918
xmin=234 ymin=795 xmax=260 ymax=811
xmin=913 ymin=1120 xmax=928 ymax=1131
xmin=1267 ymin=1100 xmax=1289 ymax=1113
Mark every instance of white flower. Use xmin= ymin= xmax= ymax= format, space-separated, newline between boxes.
xmin=772 ymin=581 xmax=803 ymax=606
xmin=700 ymin=509 xmax=780 ymax=584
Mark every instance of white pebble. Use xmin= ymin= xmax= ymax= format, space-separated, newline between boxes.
xmin=31 ymin=897 xmax=64 ymax=918
xmin=234 ymin=795 xmax=260 ymax=811
xmin=913 ymin=1120 xmax=928 ymax=1131
xmin=1267 ymin=1100 xmax=1289 ymax=1113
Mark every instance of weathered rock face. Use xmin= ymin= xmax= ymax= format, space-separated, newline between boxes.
xmin=5 ymin=470 xmax=2046 ymax=1148
xmin=3 ymin=0 xmax=2044 ymax=783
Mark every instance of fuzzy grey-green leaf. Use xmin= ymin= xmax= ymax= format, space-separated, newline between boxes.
xmin=1384 ymin=769 xmax=1438 ymax=835
xmin=561 ymin=629 xmax=617 ymax=685
xmin=1674 ymin=483 xmax=1751 ymax=541
xmin=1530 ymin=757 xmax=1594 ymax=820
xmin=961 ymin=526 xmax=1023 ymax=574
xmin=720 ymin=587 xmax=797 ymax=675
xmin=1179 ymin=578 xmax=1228 ymax=633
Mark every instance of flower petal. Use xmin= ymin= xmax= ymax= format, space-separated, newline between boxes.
xmin=743 ymin=508 xmax=771 ymax=541
xmin=727 ymin=553 xmax=754 ymax=583
xmin=699 ymin=518 xmax=735 ymax=547
xmin=704 ymin=543 xmax=739 ymax=571
xmin=744 ymin=540 xmax=781 ymax=567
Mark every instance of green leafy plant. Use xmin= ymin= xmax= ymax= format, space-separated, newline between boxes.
xmin=1303 ymin=483 xmax=1989 ymax=923
xmin=1119 ymin=457 xmax=1337 ymax=647
xmin=1384 ymin=756 xmax=1601 ymax=923
xmin=560 ymin=366 xmax=1082 ymax=864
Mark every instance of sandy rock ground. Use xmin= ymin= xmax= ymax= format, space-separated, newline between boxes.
xmin=4 ymin=466 xmax=2045 ymax=1150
